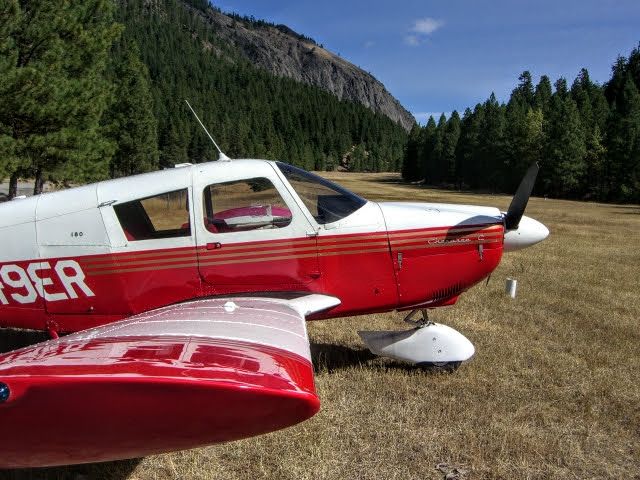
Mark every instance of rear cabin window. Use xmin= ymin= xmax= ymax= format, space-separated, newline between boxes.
xmin=114 ymin=189 xmax=191 ymax=241
xmin=202 ymin=178 xmax=292 ymax=233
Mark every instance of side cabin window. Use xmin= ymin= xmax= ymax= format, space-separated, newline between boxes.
xmin=114 ymin=189 xmax=190 ymax=241
xmin=202 ymin=178 xmax=292 ymax=233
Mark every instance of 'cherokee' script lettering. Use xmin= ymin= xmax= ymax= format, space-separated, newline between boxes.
xmin=427 ymin=237 xmax=472 ymax=245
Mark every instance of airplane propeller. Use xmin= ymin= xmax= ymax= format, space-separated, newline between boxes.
xmin=503 ymin=162 xmax=539 ymax=231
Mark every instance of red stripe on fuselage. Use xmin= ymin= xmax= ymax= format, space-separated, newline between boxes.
xmin=0 ymin=224 xmax=504 ymax=332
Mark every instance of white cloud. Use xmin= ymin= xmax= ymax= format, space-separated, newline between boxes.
xmin=404 ymin=17 xmax=444 ymax=46
xmin=411 ymin=17 xmax=444 ymax=35
xmin=364 ymin=40 xmax=375 ymax=48
xmin=404 ymin=35 xmax=421 ymax=47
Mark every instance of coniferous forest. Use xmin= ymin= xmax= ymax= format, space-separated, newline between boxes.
xmin=0 ymin=0 xmax=638 ymax=203
xmin=402 ymin=54 xmax=640 ymax=203
xmin=0 ymin=0 xmax=408 ymax=198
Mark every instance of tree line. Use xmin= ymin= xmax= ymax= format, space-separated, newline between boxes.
xmin=3 ymin=0 xmax=638 ymax=204
xmin=0 ymin=0 xmax=408 ymax=199
xmin=402 ymin=46 xmax=640 ymax=202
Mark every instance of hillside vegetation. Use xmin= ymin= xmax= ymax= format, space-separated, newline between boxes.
xmin=0 ymin=0 xmax=637 ymax=205
xmin=0 ymin=0 xmax=409 ymax=198
xmin=403 ymin=48 xmax=640 ymax=203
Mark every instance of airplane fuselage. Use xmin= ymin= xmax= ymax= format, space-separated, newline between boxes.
xmin=0 ymin=159 xmax=549 ymax=468
xmin=0 ymin=160 xmax=519 ymax=334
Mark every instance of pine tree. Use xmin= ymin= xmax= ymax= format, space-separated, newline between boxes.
xmin=402 ymin=125 xmax=422 ymax=181
xmin=478 ymin=94 xmax=506 ymax=191
xmin=584 ymin=126 xmax=607 ymax=200
xmin=441 ymin=111 xmax=461 ymax=183
xmin=511 ymin=71 xmax=535 ymax=107
xmin=419 ymin=116 xmax=437 ymax=182
xmin=628 ymin=44 xmax=640 ymax=90
xmin=161 ymin=120 xmax=189 ymax=166
xmin=504 ymin=96 xmax=530 ymax=189
xmin=571 ymin=69 xmax=595 ymax=132
xmin=0 ymin=0 xmax=121 ymax=195
xmin=606 ymin=75 xmax=640 ymax=201
xmin=571 ymin=68 xmax=609 ymax=135
xmin=605 ymin=56 xmax=631 ymax=104
xmin=428 ymin=114 xmax=447 ymax=184
xmin=524 ymin=108 xmax=545 ymax=167
xmin=554 ymin=77 xmax=569 ymax=100
xmin=0 ymin=0 xmax=19 ymax=182
xmin=456 ymin=104 xmax=484 ymax=188
xmin=351 ymin=144 xmax=368 ymax=172
xmin=104 ymin=39 xmax=159 ymax=177
xmin=534 ymin=75 xmax=553 ymax=112
xmin=301 ymin=142 xmax=314 ymax=171
xmin=545 ymin=95 xmax=586 ymax=197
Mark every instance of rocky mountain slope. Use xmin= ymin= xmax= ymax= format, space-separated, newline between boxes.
xmin=187 ymin=4 xmax=416 ymax=131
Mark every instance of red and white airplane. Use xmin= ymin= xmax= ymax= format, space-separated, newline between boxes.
xmin=0 ymin=153 xmax=547 ymax=467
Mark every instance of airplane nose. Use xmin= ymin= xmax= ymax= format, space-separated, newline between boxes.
xmin=503 ymin=215 xmax=549 ymax=252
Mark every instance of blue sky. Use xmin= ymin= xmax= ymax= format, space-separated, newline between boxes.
xmin=216 ymin=1 xmax=640 ymax=124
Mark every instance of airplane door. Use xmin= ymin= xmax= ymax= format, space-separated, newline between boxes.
xmin=192 ymin=162 xmax=320 ymax=294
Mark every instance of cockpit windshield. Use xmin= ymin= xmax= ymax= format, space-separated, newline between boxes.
xmin=276 ymin=162 xmax=367 ymax=224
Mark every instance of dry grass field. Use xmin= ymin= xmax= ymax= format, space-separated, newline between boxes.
xmin=1 ymin=172 xmax=639 ymax=479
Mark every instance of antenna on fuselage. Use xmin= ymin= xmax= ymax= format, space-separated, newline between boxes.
xmin=184 ymin=100 xmax=231 ymax=162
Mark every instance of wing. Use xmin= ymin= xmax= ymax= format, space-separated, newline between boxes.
xmin=0 ymin=294 xmax=340 ymax=468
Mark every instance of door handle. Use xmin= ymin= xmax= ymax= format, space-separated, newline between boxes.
xmin=206 ymin=242 xmax=222 ymax=250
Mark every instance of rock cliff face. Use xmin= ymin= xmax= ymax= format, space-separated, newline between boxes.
xmin=191 ymin=5 xmax=416 ymax=131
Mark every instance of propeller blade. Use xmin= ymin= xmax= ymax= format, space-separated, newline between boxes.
xmin=504 ymin=163 xmax=539 ymax=231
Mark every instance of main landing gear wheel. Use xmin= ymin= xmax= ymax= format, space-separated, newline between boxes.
xmin=416 ymin=361 xmax=462 ymax=372
xmin=358 ymin=309 xmax=475 ymax=369
xmin=405 ymin=309 xmax=463 ymax=370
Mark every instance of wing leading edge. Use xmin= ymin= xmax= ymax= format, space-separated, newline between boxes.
xmin=0 ymin=294 xmax=340 ymax=468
